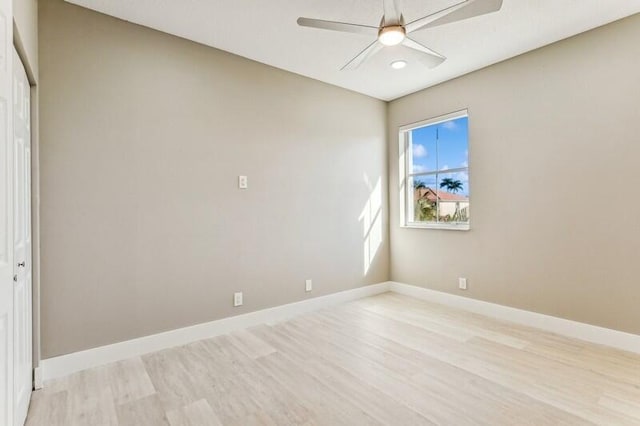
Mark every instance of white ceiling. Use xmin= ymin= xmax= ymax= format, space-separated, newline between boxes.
xmin=65 ymin=0 xmax=640 ymax=101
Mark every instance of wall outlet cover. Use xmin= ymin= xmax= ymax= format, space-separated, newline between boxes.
xmin=234 ymin=292 xmax=243 ymax=306
xmin=238 ymin=175 xmax=248 ymax=189
xmin=459 ymin=278 xmax=468 ymax=290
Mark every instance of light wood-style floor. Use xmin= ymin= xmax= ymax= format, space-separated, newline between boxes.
xmin=26 ymin=293 xmax=640 ymax=425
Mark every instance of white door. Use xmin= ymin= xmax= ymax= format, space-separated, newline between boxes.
xmin=0 ymin=0 xmax=14 ymax=424
xmin=12 ymin=47 xmax=31 ymax=426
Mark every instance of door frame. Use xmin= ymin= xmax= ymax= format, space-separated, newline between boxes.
xmin=12 ymin=44 xmax=33 ymax=426
xmin=13 ymin=23 xmax=40 ymax=390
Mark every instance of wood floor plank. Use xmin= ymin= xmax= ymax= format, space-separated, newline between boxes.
xmin=360 ymin=293 xmax=531 ymax=348
xmin=255 ymin=321 xmax=469 ymax=425
xmin=115 ymin=393 xmax=170 ymax=426
xmin=27 ymin=292 xmax=640 ymax=425
xmin=232 ymin=411 xmax=280 ymax=426
xmin=227 ymin=328 xmax=276 ymax=359
xmin=25 ymin=389 xmax=69 ymax=426
xmin=67 ymin=385 xmax=118 ymax=426
xmin=358 ymin=296 xmax=640 ymax=402
xmin=198 ymin=335 xmax=315 ymax=425
xmin=142 ymin=347 xmax=209 ymax=412
xmin=166 ymin=399 xmax=223 ymax=426
xmin=248 ymin=325 xmax=435 ymax=426
xmin=330 ymin=298 xmax=640 ymax=424
xmin=183 ymin=341 xmax=267 ymax=422
xmin=297 ymin=311 xmax=596 ymax=426
xmin=106 ymin=357 xmax=156 ymax=405
xmin=366 ymin=293 xmax=640 ymax=384
xmin=256 ymin=351 xmax=383 ymax=426
xmin=599 ymin=393 xmax=640 ymax=422
xmin=281 ymin=312 xmax=595 ymax=426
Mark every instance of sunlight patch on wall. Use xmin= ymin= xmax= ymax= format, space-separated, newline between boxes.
xmin=359 ymin=177 xmax=382 ymax=275
xmin=398 ymin=135 xmax=406 ymax=225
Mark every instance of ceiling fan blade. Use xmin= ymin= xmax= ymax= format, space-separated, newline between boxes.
xmin=297 ymin=17 xmax=378 ymax=36
xmin=402 ymin=38 xmax=446 ymax=68
xmin=341 ymin=40 xmax=384 ymax=70
xmin=406 ymin=0 xmax=503 ymax=34
xmin=382 ymin=0 xmax=402 ymax=25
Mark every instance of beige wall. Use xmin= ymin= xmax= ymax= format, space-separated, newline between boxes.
xmin=39 ymin=0 xmax=640 ymax=359
xmin=389 ymin=14 xmax=640 ymax=335
xmin=39 ymin=0 xmax=388 ymax=358
xmin=13 ymin=0 xmax=37 ymax=79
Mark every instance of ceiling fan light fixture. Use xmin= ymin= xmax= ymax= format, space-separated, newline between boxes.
xmin=297 ymin=0 xmax=504 ymax=71
xmin=390 ymin=60 xmax=407 ymax=69
xmin=378 ymin=25 xmax=406 ymax=46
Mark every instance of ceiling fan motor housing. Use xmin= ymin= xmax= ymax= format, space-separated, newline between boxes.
xmin=378 ymin=25 xmax=406 ymax=46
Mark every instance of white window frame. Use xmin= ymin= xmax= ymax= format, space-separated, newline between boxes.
xmin=399 ymin=109 xmax=470 ymax=231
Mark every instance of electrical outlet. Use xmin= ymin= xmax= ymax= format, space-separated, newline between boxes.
xmin=233 ymin=292 xmax=243 ymax=307
xmin=238 ymin=175 xmax=248 ymax=189
xmin=305 ymin=279 xmax=313 ymax=292
xmin=458 ymin=277 xmax=468 ymax=290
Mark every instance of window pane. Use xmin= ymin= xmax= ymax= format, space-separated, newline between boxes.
xmin=403 ymin=111 xmax=469 ymax=229
xmin=436 ymin=171 xmax=470 ymax=224
xmin=411 ymin=175 xmax=437 ymax=223
xmin=436 ymin=116 xmax=468 ymax=171
xmin=410 ymin=125 xmax=437 ymax=174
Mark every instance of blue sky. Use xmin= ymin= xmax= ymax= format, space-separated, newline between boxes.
xmin=411 ymin=116 xmax=469 ymax=196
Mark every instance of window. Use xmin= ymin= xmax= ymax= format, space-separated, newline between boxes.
xmin=400 ymin=110 xmax=469 ymax=230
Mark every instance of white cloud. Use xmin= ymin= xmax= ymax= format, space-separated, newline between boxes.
xmin=442 ymin=120 xmax=457 ymax=130
xmin=412 ymin=144 xmax=428 ymax=158
xmin=461 ymin=161 xmax=468 ymax=167
xmin=412 ymin=164 xmax=427 ymax=173
xmin=441 ymin=165 xmax=449 ymax=171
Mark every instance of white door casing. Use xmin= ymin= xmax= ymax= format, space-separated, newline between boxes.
xmin=12 ymin=47 xmax=31 ymax=426
xmin=0 ymin=0 xmax=13 ymax=423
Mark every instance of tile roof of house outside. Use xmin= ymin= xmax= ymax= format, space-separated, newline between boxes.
xmin=416 ymin=187 xmax=468 ymax=202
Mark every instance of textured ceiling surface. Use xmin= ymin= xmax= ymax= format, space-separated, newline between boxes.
xmin=65 ymin=0 xmax=640 ymax=100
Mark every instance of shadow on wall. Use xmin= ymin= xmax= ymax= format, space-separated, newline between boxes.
xmin=360 ymin=176 xmax=382 ymax=275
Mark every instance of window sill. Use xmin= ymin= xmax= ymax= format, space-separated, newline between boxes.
xmin=402 ymin=223 xmax=470 ymax=231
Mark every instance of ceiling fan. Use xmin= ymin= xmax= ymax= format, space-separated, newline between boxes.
xmin=297 ymin=0 xmax=503 ymax=70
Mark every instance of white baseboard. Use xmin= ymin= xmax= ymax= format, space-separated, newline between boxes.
xmin=41 ymin=280 xmax=640 ymax=383
xmin=40 ymin=282 xmax=391 ymax=382
xmin=389 ymin=281 xmax=640 ymax=355
xmin=33 ymin=366 xmax=43 ymax=390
